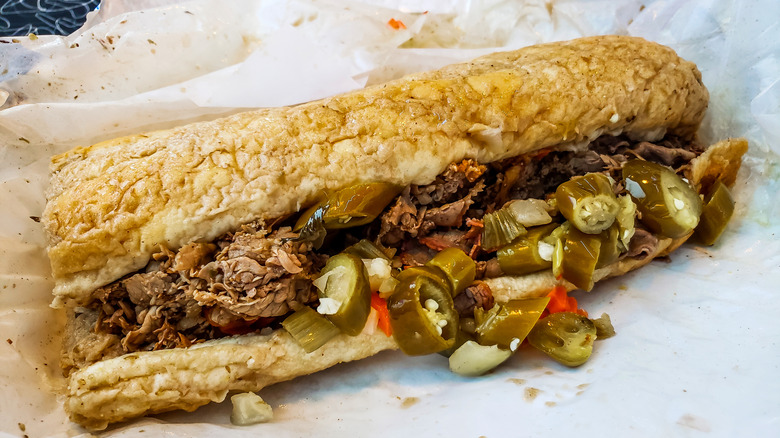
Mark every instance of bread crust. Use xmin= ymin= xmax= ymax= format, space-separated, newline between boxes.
xmin=43 ymin=35 xmax=709 ymax=306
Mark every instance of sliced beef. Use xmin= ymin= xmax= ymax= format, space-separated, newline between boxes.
xmin=631 ymin=141 xmax=698 ymax=168
xmin=453 ymin=281 xmax=495 ymax=317
xmin=89 ymin=223 xmax=323 ymax=355
xmin=625 ymin=228 xmax=660 ymax=259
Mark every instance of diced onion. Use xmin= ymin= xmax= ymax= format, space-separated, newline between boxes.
xmin=230 ymin=392 xmax=273 ymax=426
xmin=362 ymin=307 xmax=379 ymax=335
xmin=363 ymin=257 xmax=393 ymax=291
xmin=507 ymin=199 xmax=553 ymax=227
xmin=378 ymin=276 xmax=399 ymax=298
xmin=448 ymin=340 xmax=512 ymax=377
xmin=317 ymin=297 xmax=342 ymax=315
xmin=537 ymin=241 xmax=554 ymax=262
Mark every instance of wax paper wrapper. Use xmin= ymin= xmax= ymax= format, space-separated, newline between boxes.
xmin=0 ymin=0 xmax=778 ymax=437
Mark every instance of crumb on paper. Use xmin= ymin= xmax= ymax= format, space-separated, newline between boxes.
xmin=230 ymin=393 xmax=273 ymax=426
xmin=400 ymin=397 xmax=419 ymax=409
xmin=387 ymin=18 xmax=406 ymax=30
xmin=676 ymin=414 xmax=712 ymax=432
xmin=507 ymin=378 xmax=526 ymax=385
xmin=545 ymin=401 xmax=557 ymax=407
xmin=524 ymin=387 xmax=541 ymax=401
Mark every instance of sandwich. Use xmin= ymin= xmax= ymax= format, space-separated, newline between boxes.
xmin=42 ymin=35 xmax=747 ymax=429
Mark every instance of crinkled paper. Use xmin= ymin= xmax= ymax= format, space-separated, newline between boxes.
xmin=0 ymin=0 xmax=778 ymax=436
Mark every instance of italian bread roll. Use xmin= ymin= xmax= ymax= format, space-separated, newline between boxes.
xmin=43 ymin=35 xmax=747 ymax=429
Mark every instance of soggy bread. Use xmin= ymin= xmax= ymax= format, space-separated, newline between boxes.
xmin=43 ymin=35 xmax=709 ymax=307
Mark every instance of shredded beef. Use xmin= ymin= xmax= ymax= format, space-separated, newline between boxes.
xmin=93 ymin=277 xmax=218 ymax=354
xmin=89 ymin=222 xmax=324 ymax=354
xmin=453 ymin=281 xmax=495 ymax=317
xmin=625 ymin=228 xmax=660 ymax=259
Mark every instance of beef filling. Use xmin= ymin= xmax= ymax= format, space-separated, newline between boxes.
xmin=81 ymin=134 xmax=703 ymax=361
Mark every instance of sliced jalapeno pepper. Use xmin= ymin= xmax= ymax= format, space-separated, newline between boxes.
xmin=561 ymin=226 xmax=602 ymax=291
xmin=315 ymin=253 xmax=371 ymax=336
xmin=387 ymin=267 xmax=458 ymax=356
xmin=426 ymin=247 xmax=476 ymax=297
xmin=296 ymin=182 xmax=402 ymax=231
xmin=475 ymin=297 xmax=550 ymax=349
xmin=544 ymin=223 xmax=569 ymax=278
xmin=527 ymin=312 xmax=597 ymax=367
xmin=556 ymin=173 xmax=620 ymax=234
xmin=344 ymin=238 xmax=392 ymax=260
xmin=324 ymin=182 xmax=403 ymax=228
xmin=622 ymin=160 xmax=703 ymax=238
xmin=497 ymin=223 xmax=559 ymax=275
xmin=694 ymin=180 xmax=735 ymax=246
xmin=293 ymin=201 xmax=328 ymax=249
xmin=596 ymin=225 xmax=620 ymax=269
xmin=615 ymin=194 xmax=637 ymax=251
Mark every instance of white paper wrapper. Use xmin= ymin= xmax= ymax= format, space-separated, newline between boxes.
xmin=0 ymin=0 xmax=778 ymax=437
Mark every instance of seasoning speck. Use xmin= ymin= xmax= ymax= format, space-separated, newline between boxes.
xmin=400 ymin=397 xmax=419 ymax=409
xmin=18 ymin=423 xmax=26 ymax=432
xmin=30 ymin=216 xmax=41 ymax=223
xmin=506 ymin=378 xmax=526 ymax=385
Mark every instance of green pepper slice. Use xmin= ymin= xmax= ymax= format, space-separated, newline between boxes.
xmin=556 ymin=173 xmax=620 ymax=234
xmin=387 ymin=267 xmax=458 ymax=356
xmin=596 ymin=225 xmax=620 ymax=269
xmin=561 ymin=226 xmax=602 ymax=291
xmin=527 ymin=312 xmax=597 ymax=367
xmin=615 ymin=194 xmax=637 ymax=251
xmin=315 ymin=253 xmax=371 ymax=336
xmin=482 ymin=208 xmax=527 ymax=252
xmin=296 ymin=182 xmax=402 ymax=230
xmin=694 ymin=180 xmax=735 ymax=246
xmin=281 ymin=306 xmax=341 ymax=353
xmin=622 ymin=160 xmax=703 ymax=238
xmin=426 ymin=247 xmax=476 ymax=297
xmin=475 ymin=297 xmax=550 ymax=349
xmin=344 ymin=238 xmax=392 ymax=260
xmin=497 ymin=223 xmax=559 ymax=275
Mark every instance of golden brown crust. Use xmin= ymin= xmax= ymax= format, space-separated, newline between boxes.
xmin=43 ymin=35 xmax=709 ymax=306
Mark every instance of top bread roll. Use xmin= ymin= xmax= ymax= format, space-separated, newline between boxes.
xmin=43 ymin=35 xmax=708 ymax=306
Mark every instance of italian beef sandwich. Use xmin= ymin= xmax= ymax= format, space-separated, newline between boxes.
xmin=42 ymin=35 xmax=747 ymax=429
